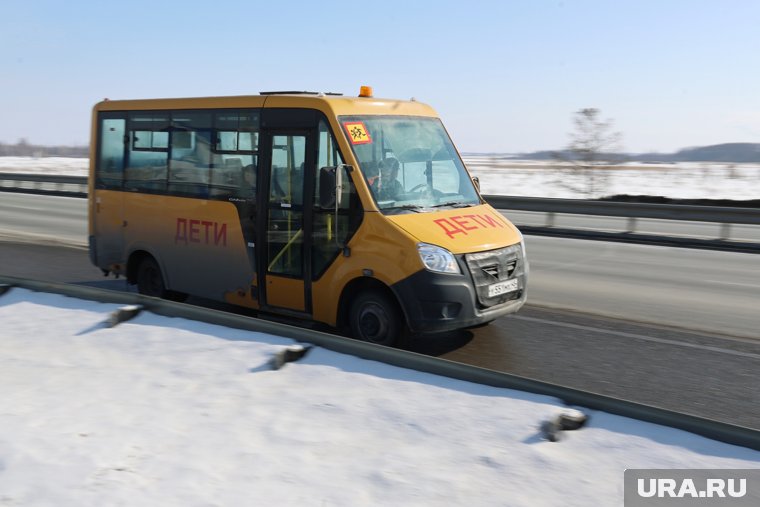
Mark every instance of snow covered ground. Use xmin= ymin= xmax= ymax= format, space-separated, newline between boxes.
xmin=1 ymin=288 xmax=759 ymax=506
xmin=2 ymin=156 xmax=760 ymax=200
xmin=464 ymin=156 xmax=760 ymax=200
xmin=0 ymin=157 xmax=89 ymax=177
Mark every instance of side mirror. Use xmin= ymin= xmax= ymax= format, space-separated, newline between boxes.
xmin=319 ymin=164 xmax=351 ymax=210
xmin=472 ymin=176 xmax=481 ymax=193
xmin=319 ymin=166 xmax=337 ymax=209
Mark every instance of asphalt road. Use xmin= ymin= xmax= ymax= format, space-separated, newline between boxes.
xmin=0 ymin=193 xmax=87 ymax=246
xmin=1 ymin=194 xmax=759 ymax=429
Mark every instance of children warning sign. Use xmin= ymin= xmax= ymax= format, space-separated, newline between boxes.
xmin=343 ymin=121 xmax=372 ymax=145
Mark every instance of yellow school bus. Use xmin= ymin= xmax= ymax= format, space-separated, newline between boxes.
xmin=88 ymin=87 xmax=527 ymax=345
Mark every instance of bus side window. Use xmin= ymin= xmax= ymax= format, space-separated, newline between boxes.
xmin=211 ymin=109 xmax=259 ymax=199
xmin=168 ymin=111 xmax=212 ymax=198
xmin=124 ymin=112 xmax=169 ymax=193
xmin=97 ymin=114 xmax=126 ymax=188
xmin=269 ymin=136 xmax=305 ymax=206
xmin=311 ymin=120 xmax=361 ymax=279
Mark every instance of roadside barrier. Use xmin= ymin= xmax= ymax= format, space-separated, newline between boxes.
xmin=0 ymin=173 xmax=87 ymax=198
xmin=485 ymin=194 xmax=760 ymax=252
xmin=1 ymin=173 xmax=757 ymax=251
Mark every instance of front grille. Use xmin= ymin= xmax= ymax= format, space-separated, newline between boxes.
xmin=465 ymin=244 xmax=524 ymax=308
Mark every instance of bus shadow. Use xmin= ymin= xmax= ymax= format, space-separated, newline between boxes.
xmin=401 ymin=329 xmax=474 ymax=356
xmin=65 ymin=282 xmax=474 ymax=355
xmin=72 ymin=279 xmax=136 ymax=292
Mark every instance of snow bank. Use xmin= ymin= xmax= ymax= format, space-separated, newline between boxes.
xmin=1 ymin=289 xmax=758 ymax=506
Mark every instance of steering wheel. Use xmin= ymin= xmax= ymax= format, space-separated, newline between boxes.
xmin=409 ymin=183 xmax=444 ymax=198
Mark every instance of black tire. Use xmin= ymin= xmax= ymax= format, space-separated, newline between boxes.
xmin=136 ymin=256 xmax=167 ymax=298
xmin=349 ymin=290 xmax=403 ymax=346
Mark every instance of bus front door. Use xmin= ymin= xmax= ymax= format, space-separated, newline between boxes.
xmin=259 ymin=131 xmax=315 ymax=315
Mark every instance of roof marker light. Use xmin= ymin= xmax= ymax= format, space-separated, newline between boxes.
xmin=359 ymin=85 xmax=373 ymax=98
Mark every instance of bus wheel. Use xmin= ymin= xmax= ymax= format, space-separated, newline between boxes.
xmin=136 ymin=257 xmax=166 ymax=298
xmin=349 ymin=291 xmax=401 ymax=346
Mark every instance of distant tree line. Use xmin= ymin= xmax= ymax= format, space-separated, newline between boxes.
xmin=509 ymin=142 xmax=760 ymax=164
xmin=0 ymin=139 xmax=88 ymax=158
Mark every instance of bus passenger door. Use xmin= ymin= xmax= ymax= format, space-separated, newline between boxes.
xmin=259 ymin=131 xmax=314 ymax=314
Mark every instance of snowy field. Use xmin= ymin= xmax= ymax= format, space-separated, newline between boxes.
xmin=464 ymin=156 xmax=760 ymax=200
xmin=1 ymin=288 xmax=759 ymax=506
xmin=0 ymin=157 xmax=89 ymax=177
xmin=2 ymin=156 xmax=760 ymax=199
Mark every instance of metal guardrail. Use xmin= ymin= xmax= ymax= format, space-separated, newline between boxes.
xmin=0 ymin=173 xmax=755 ymax=223
xmin=1 ymin=274 xmax=759 ymax=452
xmin=1 ymin=173 xmax=758 ymax=251
xmin=485 ymin=194 xmax=760 ymax=252
xmin=483 ymin=195 xmax=760 ymax=225
xmin=0 ymin=173 xmax=88 ymax=197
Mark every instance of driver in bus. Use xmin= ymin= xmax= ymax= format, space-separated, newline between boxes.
xmin=371 ymin=157 xmax=404 ymax=201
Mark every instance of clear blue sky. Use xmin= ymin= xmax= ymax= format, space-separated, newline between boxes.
xmin=2 ymin=0 xmax=759 ymax=153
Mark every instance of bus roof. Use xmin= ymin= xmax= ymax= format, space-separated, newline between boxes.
xmin=93 ymin=91 xmax=439 ymax=118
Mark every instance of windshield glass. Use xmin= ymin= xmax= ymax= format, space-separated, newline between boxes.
xmin=340 ymin=116 xmax=480 ymax=213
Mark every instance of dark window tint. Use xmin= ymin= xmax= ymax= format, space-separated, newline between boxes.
xmin=101 ymin=108 xmax=261 ymax=199
xmin=97 ymin=114 xmax=126 ymax=188
xmin=168 ymin=111 xmax=212 ymax=197
xmin=125 ymin=112 xmax=169 ymax=192
xmin=210 ymin=110 xmax=260 ymax=199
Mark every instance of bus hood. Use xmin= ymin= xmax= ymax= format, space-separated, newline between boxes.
xmin=386 ymin=204 xmax=522 ymax=255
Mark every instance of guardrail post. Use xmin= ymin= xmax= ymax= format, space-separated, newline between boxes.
xmin=546 ymin=212 xmax=555 ymax=228
xmin=720 ymin=223 xmax=731 ymax=240
xmin=627 ymin=217 xmax=638 ymax=234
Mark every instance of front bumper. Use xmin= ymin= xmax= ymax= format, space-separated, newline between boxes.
xmin=391 ymin=245 xmax=528 ymax=334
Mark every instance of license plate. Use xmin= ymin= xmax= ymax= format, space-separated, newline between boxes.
xmin=487 ymin=278 xmax=519 ymax=297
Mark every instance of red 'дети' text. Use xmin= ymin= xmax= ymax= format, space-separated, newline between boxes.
xmin=175 ymin=218 xmax=227 ymax=246
xmin=433 ymin=213 xmax=506 ymax=239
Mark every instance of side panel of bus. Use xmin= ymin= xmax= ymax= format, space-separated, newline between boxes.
xmin=91 ymin=106 xmax=261 ymax=305
xmin=91 ymin=102 xmax=358 ymax=319
xmin=121 ymin=195 xmax=254 ymax=304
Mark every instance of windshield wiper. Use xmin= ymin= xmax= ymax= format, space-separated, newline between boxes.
xmin=382 ymin=204 xmax=424 ymax=212
xmin=431 ymin=201 xmax=475 ymax=209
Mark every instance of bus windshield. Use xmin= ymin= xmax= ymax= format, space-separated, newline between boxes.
xmin=340 ymin=116 xmax=480 ymax=213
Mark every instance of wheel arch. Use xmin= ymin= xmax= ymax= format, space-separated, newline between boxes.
xmin=336 ymin=276 xmax=407 ymax=332
xmin=126 ymin=249 xmax=165 ymax=287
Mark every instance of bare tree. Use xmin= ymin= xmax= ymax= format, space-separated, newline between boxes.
xmin=554 ymin=108 xmax=624 ymax=197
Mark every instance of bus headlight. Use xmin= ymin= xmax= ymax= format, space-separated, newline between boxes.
xmin=417 ymin=243 xmax=460 ymax=274
xmin=515 ymin=229 xmax=529 ymax=276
